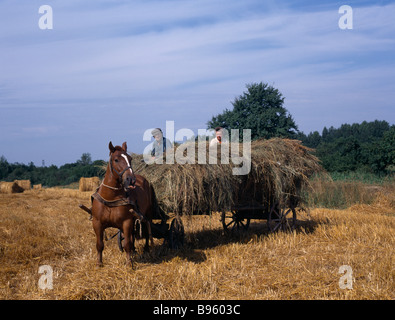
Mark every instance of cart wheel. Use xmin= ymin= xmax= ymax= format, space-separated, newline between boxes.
xmin=117 ymin=229 xmax=124 ymax=252
xmin=221 ymin=210 xmax=250 ymax=234
xmin=268 ymin=203 xmax=296 ymax=232
xmin=168 ymin=217 xmax=185 ymax=249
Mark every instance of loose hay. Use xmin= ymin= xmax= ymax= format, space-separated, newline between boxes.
xmin=131 ymin=138 xmax=324 ymax=215
xmin=244 ymin=138 xmax=324 ymax=209
xmin=1 ymin=188 xmax=393 ymax=300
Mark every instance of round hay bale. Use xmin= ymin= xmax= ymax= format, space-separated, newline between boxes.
xmin=79 ymin=177 xmax=101 ymax=192
xmin=14 ymin=180 xmax=31 ymax=191
xmin=0 ymin=182 xmax=13 ymax=194
xmin=0 ymin=181 xmax=24 ymax=194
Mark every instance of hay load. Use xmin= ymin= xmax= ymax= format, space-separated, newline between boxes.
xmin=239 ymin=138 xmax=323 ymax=209
xmin=131 ymin=138 xmax=324 ymax=215
xmin=132 ymin=151 xmax=239 ymax=215
xmin=79 ymin=177 xmax=101 ymax=192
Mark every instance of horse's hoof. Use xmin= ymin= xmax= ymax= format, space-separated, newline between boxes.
xmin=127 ymin=260 xmax=136 ymax=270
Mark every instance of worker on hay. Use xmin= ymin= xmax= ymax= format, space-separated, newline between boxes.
xmin=209 ymin=126 xmax=228 ymax=147
xmin=151 ymin=128 xmax=173 ymax=160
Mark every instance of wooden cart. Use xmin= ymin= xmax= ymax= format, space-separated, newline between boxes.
xmin=221 ymin=200 xmax=299 ymax=234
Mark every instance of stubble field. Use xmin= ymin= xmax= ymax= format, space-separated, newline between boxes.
xmin=0 ymin=186 xmax=393 ymax=300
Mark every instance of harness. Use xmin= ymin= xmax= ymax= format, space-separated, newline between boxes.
xmin=89 ymin=153 xmax=152 ymax=242
xmin=91 ymin=191 xmax=134 ymax=207
xmin=92 ymin=153 xmax=135 ymax=207
xmin=90 ymin=188 xmax=152 ymax=241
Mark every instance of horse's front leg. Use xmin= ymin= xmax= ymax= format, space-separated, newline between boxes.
xmin=122 ymin=220 xmax=134 ymax=268
xmin=143 ymin=221 xmax=152 ymax=253
xmin=93 ymin=219 xmax=104 ymax=267
xmin=131 ymin=230 xmax=136 ymax=253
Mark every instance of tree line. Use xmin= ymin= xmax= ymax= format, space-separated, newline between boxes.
xmin=0 ymin=153 xmax=105 ymax=187
xmin=1 ymin=82 xmax=393 ymax=187
xmin=296 ymin=121 xmax=394 ymax=174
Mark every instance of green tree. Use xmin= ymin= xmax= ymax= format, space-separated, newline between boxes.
xmin=298 ymin=131 xmax=321 ymax=148
xmin=317 ymin=137 xmax=361 ymax=172
xmin=0 ymin=156 xmax=11 ymax=180
xmin=77 ymin=153 xmax=92 ymax=166
xmin=207 ymin=82 xmax=298 ymax=140
xmin=367 ymin=126 xmax=395 ymax=173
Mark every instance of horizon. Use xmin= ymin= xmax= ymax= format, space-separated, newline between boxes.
xmin=1 ymin=118 xmax=392 ymax=167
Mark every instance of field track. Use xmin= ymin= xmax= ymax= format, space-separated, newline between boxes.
xmin=0 ymin=187 xmax=393 ymax=300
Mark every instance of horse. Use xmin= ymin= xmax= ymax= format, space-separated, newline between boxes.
xmin=89 ymin=141 xmax=155 ymax=267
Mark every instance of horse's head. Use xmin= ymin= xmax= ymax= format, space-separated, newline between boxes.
xmin=108 ymin=141 xmax=136 ymax=191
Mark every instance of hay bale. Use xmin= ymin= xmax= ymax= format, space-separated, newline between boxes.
xmin=33 ymin=184 xmax=42 ymax=190
xmin=131 ymin=138 xmax=324 ymax=215
xmin=14 ymin=180 xmax=31 ymax=191
xmin=0 ymin=182 xmax=13 ymax=194
xmin=0 ymin=181 xmax=24 ymax=194
xmin=79 ymin=177 xmax=101 ymax=192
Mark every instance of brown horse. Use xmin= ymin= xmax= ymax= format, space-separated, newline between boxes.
xmin=90 ymin=141 xmax=155 ymax=267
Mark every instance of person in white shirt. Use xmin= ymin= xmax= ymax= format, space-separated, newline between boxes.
xmin=209 ymin=126 xmax=225 ymax=147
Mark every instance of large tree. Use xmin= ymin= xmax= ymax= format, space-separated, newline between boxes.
xmin=207 ymin=82 xmax=298 ymax=140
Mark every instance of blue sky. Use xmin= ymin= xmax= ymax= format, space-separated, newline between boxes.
xmin=0 ymin=0 xmax=394 ymax=166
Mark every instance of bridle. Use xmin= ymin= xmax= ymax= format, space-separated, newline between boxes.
xmin=108 ymin=152 xmax=135 ymax=186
